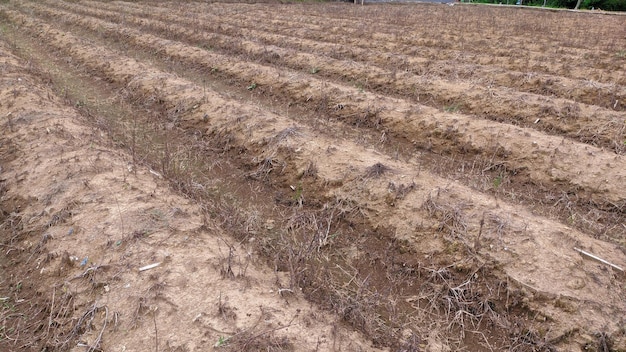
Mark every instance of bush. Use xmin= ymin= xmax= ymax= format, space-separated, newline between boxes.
xmin=470 ymin=0 xmax=625 ymax=10
xmin=596 ymin=0 xmax=626 ymax=10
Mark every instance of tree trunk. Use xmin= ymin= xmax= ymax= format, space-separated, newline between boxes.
xmin=574 ymin=0 xmax=583 ymax=9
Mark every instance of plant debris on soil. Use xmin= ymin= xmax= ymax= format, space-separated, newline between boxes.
xmin=0 ymin=1 xmax=625 ymax=351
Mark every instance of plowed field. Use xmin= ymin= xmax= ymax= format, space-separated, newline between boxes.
xmin=1 ymin=1 xmax=625 ymax=351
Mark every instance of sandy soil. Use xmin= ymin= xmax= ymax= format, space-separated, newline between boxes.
xmin=0 ymin=38 xmax=386 ymax=351
xmin=0 ymin=1 xmax=625 ymax=351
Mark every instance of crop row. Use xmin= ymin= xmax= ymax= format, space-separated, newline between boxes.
xmin=24 ymin=1 xmax=626 ymax=210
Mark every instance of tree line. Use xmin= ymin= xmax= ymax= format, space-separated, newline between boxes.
xmin=472 ymin=0 xmax=626 ymax=10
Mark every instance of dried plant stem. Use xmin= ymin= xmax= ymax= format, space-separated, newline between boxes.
xmin=153 ymin=309 xmax=159 ymax=352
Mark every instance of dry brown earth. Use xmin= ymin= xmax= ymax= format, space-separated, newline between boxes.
xmin=1 ymin=1 xmax=625 ymax=351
